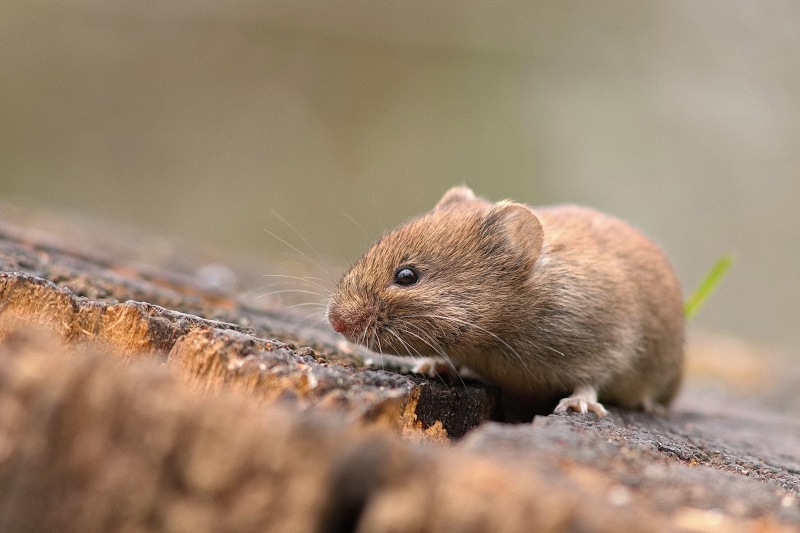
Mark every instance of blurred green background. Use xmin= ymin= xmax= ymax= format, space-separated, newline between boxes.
xmin=1 ymin=2 xmax=799 ymax=352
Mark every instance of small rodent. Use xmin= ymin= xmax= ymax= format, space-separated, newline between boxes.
xmin=327 ymin=186 xmax=684 ymax=417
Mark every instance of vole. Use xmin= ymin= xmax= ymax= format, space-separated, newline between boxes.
xmin=326 ymin=186 xmax=684 ymax=417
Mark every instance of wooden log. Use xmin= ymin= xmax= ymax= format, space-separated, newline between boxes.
xmin=0 ymin=327 xmax=667 ymax=533
xmin=0 ymin=264 xmax=491 ymax=439
xmin=2 ymin=205 xmax=800 ymax=533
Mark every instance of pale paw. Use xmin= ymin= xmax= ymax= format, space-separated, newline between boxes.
xmin=641 ymin=398 xmax=667 ymax=416
xmin=553 ymin=384 xmax=609 ymax=418
xmin=554 ymin=397 xmax=608 ymax=418
xmin=411 ymin=358 xmax=455 ymax=379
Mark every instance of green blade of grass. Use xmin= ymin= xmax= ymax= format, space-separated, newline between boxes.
xmin=684 ymin=254 xmax=734 ymax=320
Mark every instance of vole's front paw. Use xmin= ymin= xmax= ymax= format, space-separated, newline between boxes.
xmin=553 ymin=384 xmax=609 ymax=418
xmin=411 ymin=357 xmax=458 ymax=379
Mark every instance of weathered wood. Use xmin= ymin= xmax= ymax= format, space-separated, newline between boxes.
xmin=0 ymin=213 xmax=495 ymax=438
xmin=0 ymin=328 xmax=668 ymax=533
xmin=1 ymin=206 xmax=800 ymax=533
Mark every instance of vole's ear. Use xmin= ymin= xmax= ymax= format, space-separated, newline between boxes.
xmin=434 ymin=186 xmax=476 ymax=210
xmin=486 ymin=202 xmax=544 ymax=263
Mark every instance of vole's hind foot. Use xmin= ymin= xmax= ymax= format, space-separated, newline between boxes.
xmin=553 ymin=384 xmax=609 ymax=418
xmin=554 ymin=397 xmax=609 ymax=418
xmin=641 ymin=398 xmax=667 ymax=417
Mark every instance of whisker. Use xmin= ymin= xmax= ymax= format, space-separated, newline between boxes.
xmin=398 ymin=323 xmax=466 ymax=390
xmin=254 ymin=289 xmax=326 ymax=300
xmin=405 ymin=313 xmax=539 ymax=387
xmin=261 ymin=274 xmax=333 ymax=292
xmin=393 ymin=327 xmax=451 ymax=387
xmin=303 ymin=316 xmax=331 ymax=330
xmin=367 ymin=183 xmax=380 ymax=238
xmin=397 ymin=322 xmax=444 ymax=359
xmin=289 ymin=307 xmax=328 ymax=330
xmin=340 ymin=334 xmax=365 ymax=366
xmin=256 ymin=282 xmax=329 ymax=295
xmin=270 ymin=210 xmax=336 ymax=284
xmin=358 ymin=321 xmax=371 ymax=351
xmin=385 ymin=327 xmax=415 ymax=357
xmin=372 ymin=328 xmax=385 ymax=370
xmin=341 ymin=211 xmax=370 ymax=240
xmin=262 ymin=226 xmax=336 ymax=285
xmin=387 ymin=327 xmax=452 ymax=387
xmin=284 ymin=302 xmax=329 ymax=311
xmin=544 ymin=345 xmax=566 ymax=357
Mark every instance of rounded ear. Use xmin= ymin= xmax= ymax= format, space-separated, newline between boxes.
xmin=486 ymin=202 xmax=544 ymax=263
xmin=434 ymin=186 xmax=476 ymax=210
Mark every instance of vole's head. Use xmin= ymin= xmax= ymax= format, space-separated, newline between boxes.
xmin=327 ymin=186 xmax=544 ymax=358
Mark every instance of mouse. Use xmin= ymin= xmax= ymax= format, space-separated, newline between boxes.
xmin=326 ymin=186 xmax=684 ymax=417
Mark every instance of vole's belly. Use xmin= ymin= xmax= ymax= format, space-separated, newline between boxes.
xmin=453 ymin=351 xmax=573 ymax=400
xmin=454 ymin=345 xmax=659 ymax=409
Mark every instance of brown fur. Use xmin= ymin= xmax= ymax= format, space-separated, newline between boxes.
xmin=327 ymin=186 xmax=684 ymax=412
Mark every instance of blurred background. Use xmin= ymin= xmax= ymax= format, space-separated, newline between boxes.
xmin=1 ymin=1 xmax=799 ymax=353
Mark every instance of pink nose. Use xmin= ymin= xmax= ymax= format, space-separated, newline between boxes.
xmin=328 ymin=309 xmax=347 ymax=333
xmin=330 ymin=316 xmax=346 ymax=333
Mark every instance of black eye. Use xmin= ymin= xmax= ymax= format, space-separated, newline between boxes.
xmin=393 ymin=266 xmax=419 ymax=286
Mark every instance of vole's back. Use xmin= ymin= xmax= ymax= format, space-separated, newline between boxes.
xmin=525 ymin=205 xmax=684 ymax=409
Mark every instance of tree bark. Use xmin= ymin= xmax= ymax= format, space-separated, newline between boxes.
xmin=1 ymin=205 xmax=799 ymax=533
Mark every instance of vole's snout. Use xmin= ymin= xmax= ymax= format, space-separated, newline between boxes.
xmin=326 ymin=301 xmax=372 ymax=341
xmin=328 ymin=308 xmax=347 ymax=334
